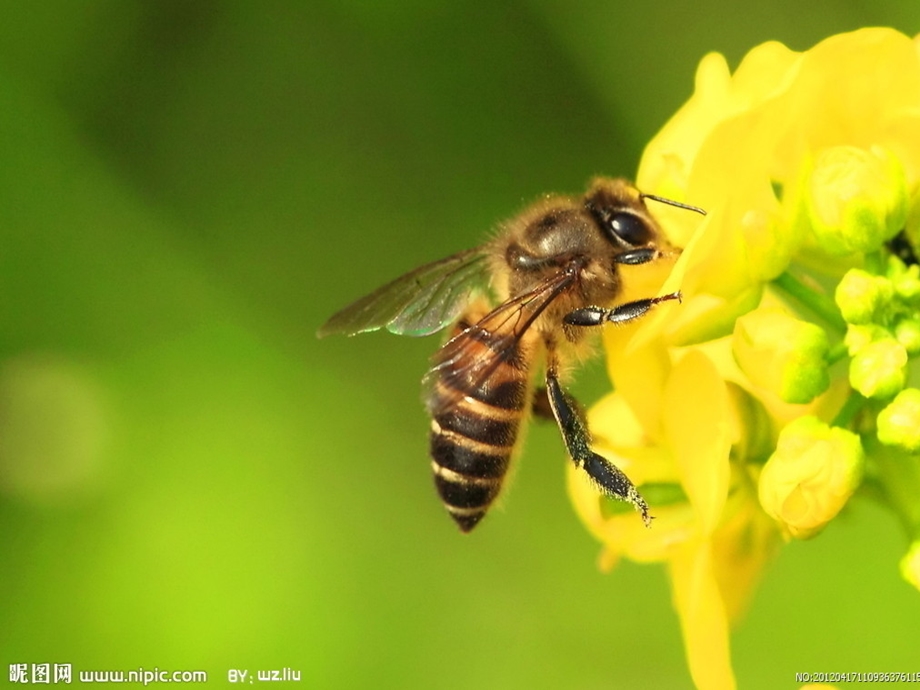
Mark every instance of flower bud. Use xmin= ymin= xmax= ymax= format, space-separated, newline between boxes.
xmin=733 ymin=307 xmax=830 ymax=404
xmin=843 ymin=323 xmax=890 ymax=356
xmin=894 ymin=318 xmax=920 ymax=355
xmin=877 ymin=388 xmax=920 ymax=451
xmin=888 ymin=257 xmax=920 ymax=301
xmin=805 ymin=145 xmax=909 ymax=256
xmin=900 ymin=540 xmax=920 ymax=593
xmin=834 ymin=268 xmax=892 ymax=325
xmin=758 ymin=416 xmax=864 ymax=539
xmin=848 ymin=337 xmax=907 ymax=399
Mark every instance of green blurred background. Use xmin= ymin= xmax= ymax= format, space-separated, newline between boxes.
xmin=0 ymin=2 xmax=917 ymax=688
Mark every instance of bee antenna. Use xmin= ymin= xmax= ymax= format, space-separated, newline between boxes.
xmin=641 ymin=193 xmax=707 ymax=216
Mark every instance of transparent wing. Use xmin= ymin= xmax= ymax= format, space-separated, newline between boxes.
xmin=425 ymin=264 xmax=580 ymax=415
xmin=317 ymin=248 xmax=491 ymax=338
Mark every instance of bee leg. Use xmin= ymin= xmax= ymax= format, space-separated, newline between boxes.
xmin=563 ymin=291 xmax=681 ymax=327
xmin=544 ymin=360 xmax=651 ymax=526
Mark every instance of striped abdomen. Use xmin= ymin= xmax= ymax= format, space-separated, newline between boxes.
xmin=427 ymin=320 xmax=532 ymax=532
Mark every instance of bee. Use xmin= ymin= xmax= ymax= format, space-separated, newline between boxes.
xmin=317 ymin=177 xmax=704 ymax=532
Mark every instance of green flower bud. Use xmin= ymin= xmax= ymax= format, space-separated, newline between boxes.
xmin=806 ymin=145 xmax=909 ymax=256
xmin=900 ymin=540 xmax=920 ymax=593
xmin=886 ymin=253 xmax=909 ymax=278
xmin=844 ymin=323 xmax=890 ymax=356
xmin=877 ymin=388 xmax=920 ymax=451
xmin=834 ymin=269 xmax=892 ymax=324
xmin=758 ymin=416 xmax=864 ymax=539
xmin=733 ymin=307 xmax=830 ymax=404
xmin=848 ymin=337 xmax=907 ymax=399
xmin=894 ymin=318 xmax=920 ymax=355
xmin=891 ymin=263 xmax=920 ymax=304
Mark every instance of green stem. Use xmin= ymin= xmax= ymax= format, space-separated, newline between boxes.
xmin=863 ymin=250 xmax=886 ymax=276
xmin=831 ymin=391 xmax=865 ymax=429
xmin=825 ymin=340 xmax=849 ymax=366
xmin=772 ymin=271 xmax=847 ymax=333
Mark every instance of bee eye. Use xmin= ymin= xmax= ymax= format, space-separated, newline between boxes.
xmin=606 ymin=212 xmax=652 ymax=246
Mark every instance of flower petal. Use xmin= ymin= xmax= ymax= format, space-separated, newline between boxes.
xmin=711 ymin=487 xmax=781 ymax=624
xmin=669 ymin=539 xmax=736 ymax=690
xmin=663 ymin=350 xmax=733 ymax=535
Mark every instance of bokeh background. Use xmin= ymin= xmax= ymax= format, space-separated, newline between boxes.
xmin=1 ymin=2 xmax=918 ymax=688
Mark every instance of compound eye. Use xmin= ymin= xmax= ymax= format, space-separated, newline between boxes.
xmin=607 ymin=212 xmax=652 ymax=246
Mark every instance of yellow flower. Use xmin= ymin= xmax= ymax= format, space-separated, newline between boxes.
xmin=572 ymin=341 xmax=781 ymax=690
xmin=572 ymin=27 xmax=920 ymax=690
xmin=640 ymin=28 xmax=920 ymax=346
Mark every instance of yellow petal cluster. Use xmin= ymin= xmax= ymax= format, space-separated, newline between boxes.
xmin=638 ymin=28 xmax=920 ymax=346
xmin=572 ymin=28 xmax=920 ymax=690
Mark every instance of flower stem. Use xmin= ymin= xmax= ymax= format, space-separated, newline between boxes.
xmin=772 ymin=271 xmax=847 ymax=333
xmin=864 ymin=250 xmax=886 ymax=275
xmin=825 ymin=341 xmax=849 ymax=366
xmin=831 ymin=390 xmax=865 ymax=428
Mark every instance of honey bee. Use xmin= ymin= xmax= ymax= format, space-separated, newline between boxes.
xmin=318 ymin=178 xmax=704 ymax=532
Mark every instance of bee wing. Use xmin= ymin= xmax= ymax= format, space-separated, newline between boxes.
xmin=425 ymin=265 xmax=579 ymax=414
xmin=316 ymin=248 xmax=491 ymax=338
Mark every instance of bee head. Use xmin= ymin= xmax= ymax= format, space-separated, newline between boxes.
xmin=584 ymin=178 xmax=661 ymax=250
